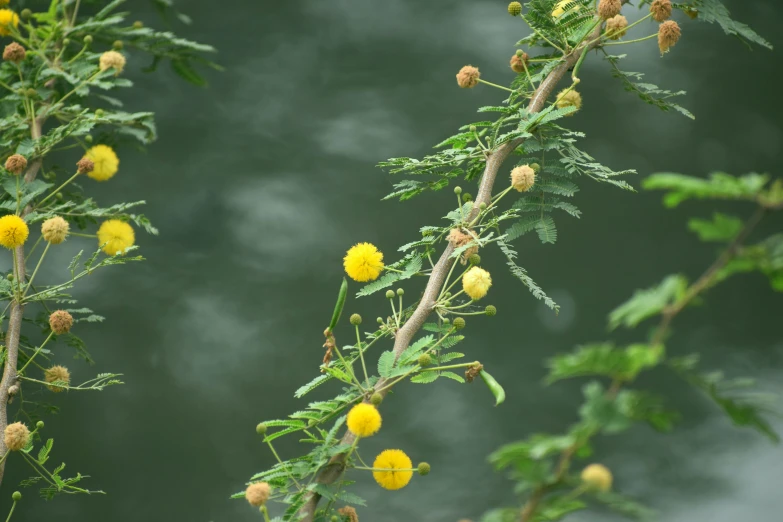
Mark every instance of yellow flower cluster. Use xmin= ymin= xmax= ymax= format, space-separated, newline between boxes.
xmin=97 ymin=219 xmax=135 ymax=255
xmin=463 ymin=266 xmax=492 ymax=300
xmin=372 ymin=449 xmax=413 ymax=490
xmin=0 ymin=8 xmax=18 ymax=37
xmin=343 ymin=243 xmax=384 ymax=282
xmin=85 ymin=144 xmax=120 ymax=181
xmin=346 ymin=403 xmax=382 ymax=437
xmin=0 ymin=215 xmax=28 ymax=249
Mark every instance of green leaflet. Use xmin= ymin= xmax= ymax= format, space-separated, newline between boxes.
xmin=688 ymin=213 xmax=743 ymax=242
xmin=643 ymin=172 xmax=769 ymax=207
xmin=608 ymin=274 xmax=688 ymax=330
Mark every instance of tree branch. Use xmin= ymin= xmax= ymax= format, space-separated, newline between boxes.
xmin=0 ymin=118 xmax=44 ymax=486
xmin=298 ymin=24 xmax=604 ymax=522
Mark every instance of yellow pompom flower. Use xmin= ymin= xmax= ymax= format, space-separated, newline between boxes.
xmin=462 ymin=266 xmax=492 ymax=301
xmin=343 ymin=243 xmax=384 ymax=282
xmin=0 ymin=215 xmax=29 ymax=249
xmin=581 ymin=463 xmax=613 ymax=492
xmin=346 ymin=403 xmax=382 ymax=437
xmin=85 ymin=144 xmax=119 ymax=181
xmin=97 ymin=219 xmax=135 ymax=255
xmin=0 ymin=9 xmax=19 ymax=37
xmin=372 ymin=449 xmax=413 ymax=490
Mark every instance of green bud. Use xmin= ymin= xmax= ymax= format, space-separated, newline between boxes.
xmin=63 ymin=38 xmax=71 ymax=46
xmin=370 ymin=392 xmax=383 ymax=406
xmin=444 ymin=292 xmax=452 ymax=298
xmin=95 ymin=109 xmax=104 ymax=117
xmin=442 ymin=318 xmax=450 ymax=325
xmin=418 ymin=354 xmax=432 ymax=367
xmin=469 ymin=125 xmax=477 ymax=133
xmin=35 ymin=421 xmax=44 ymax=429
xmin=396 ymin=288 xmax=404 ymax=296
xmin=417 ymin=462 xmax=431 ymax=476
xmin=516 ymin=49 xmax=525 ymax=57
xmin=84 ymin=35 xmax=93 ymax=45
xmin=20 ymin=9 xmax=32 ymax=21
xmin=133 ymin=21 xmax=144 ymax=29
xmin=479 ymin=202 xmax=487 ymax=210
xmin=56 ymin=192 xmax=63 ymax=200
xmin=25 ymin=88 xmax=37 ymax=98
xmin=443 ymin=301 xmax=451 ymax=308
xmin=462 ymin=193 xmax=473 ymax=202
xmin=485 ymin=305 xmax=497 ymax=317
xmin=468 ymin=254 xmax=481 ymax=265
xmin=308 ymin=418 xmax=317 ymax=427
xmin=454 ymin=186 xmax=462 ymax=195
xmin=11 ymin=491 xmax=21 ymax=502
xmin=376 ymin=317 xmax=384 ymax=324
xmin=508 ymin=2 xmax=523 ymax=17
xmin=385 ymin=290 xmax=395 ymax=299
xmin=530 ymin=163 xmax=541 ymax=172
xmin=255 ymin=423 xmax=267 ymax=435
xmin=6 ymin=274 xmax=12 ymax=281
xmin=112 ymin=40 xmax=124 ymax=50
xmin=85 ymin=134 xmax=93 ymax=143
xmin=330 ymin=516 xmax=339 ymax=522
xmin=453 ymin=317 xmax=466 ymax=330
xmin=349 ymin=313 xmax=362 ymax=326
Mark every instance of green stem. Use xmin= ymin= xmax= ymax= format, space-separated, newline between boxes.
xmin=18 ymin=332 xmax=55 ymax=375
xmin=603 ymin=33 xmax=657 ymax=46
xmin=24 ymin=235 xmax=43 ymax=264
xmin=22 ymin=242 xmax=50 ymax=298
xmin=260 ymin=506 xmax=271 ymax=522
xmin=332 ymin=345 xmax=365 ymax=393
xmin=4 ymin=499 xmax=17 ymax=522
xmin=355 ymin=325 xmax=369 ymax=387
xmin=38 ymin=170 xmax=80 ymax=207
xmin=477 ymin=79 xmax=515 ymax=93
xmin=420 ymin=361 xmax=478 ymax=372
xmin=266 ymin=439 xmax=302 ymax=490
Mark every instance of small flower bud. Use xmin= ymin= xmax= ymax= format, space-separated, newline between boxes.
xmin=396 ymin=288 xmax=404 ymax=296
xmin=479 ymin=202 xmax=487 ymax=210
xmin=650 ymin=0 xmax=672 ymax=22
xmin=256 ymin=423 xmax=267 ymax=435
xmin=84 ymin=35 xmax=93 ymax=45
xmin=112 ymin=40 xmax=124 ymax=50
xmin=76 ymin=157 xmax=95 ymax=174
xmin=370 ymin=392 xmax=383 ymax=406
xmin=245 ymin=482 xmax=271 ymax=507
xmin=56 ymin=192 xmax=63 ymax=200
xmin=456 ymin=65 xmax=480 ymax=89
xmin=349 ymin=313 xmax=362 ymax=326
xmin=529 ymin=163 xmax=541 ymax=172
xmin=49 ymin=310 xmax=74 ymax=335
xmin=469 ymin=125 xmax=477 ymax=133
xmin=418 ymin=354 xmax=432 ymax=367
xmin=4 ymin=422 xmax=30 ymax=451
xmin=468 ymin=253 xmax=481 ymax=265
xmin=3 ymin=43 xmax=26 ymax=64
xmin=11 ymin=491 xmax=21 ymax=501
xmin=442 ymin=318 xmax=450 ymax=325
xmin=417 ymin=462 xmax=431 ymax=476
xmin=385 ymin=290 xmax=395 ymax=299
xmin=330 ymin=516 xmax=339 ymax=522
xmin=597 ymin=0 xmax=622 ymax=20
xmin=85 ymin=134 xmax=93 ymax=143
xmin=485 ymin=305 xmax=497 ymax=316
xmin=4 ymin=154 xmax=27 ymax=175
xmin=36 ymin=421 xmax=44 ymax=429
xmin=25 ymin=88 xmax=37 ymax=98
xmin=658 ymin=20 xmax=681 ymax=54
xmin=581 ymin=464 xmax=613 ymax=492
xmin=452 ymin=317 xmax=466 ymax=330
xmin=454 ymin=186 xmax=462 ymax=195
xmin=63 ymin=38 xmax=71 ymax=46
xmin=21 ymin=9 xmax=32 ymax=20
xmin=95 ymin=109 xmax=104 ymax=117
xmin=133 ymin=21 xmax=144 ymax=29
xmin=511 ymin=165 xmax=536 ymax=192
xmin=376 ymin=317 xmax=384 ymax=324
xmin=462 ymin=193 xmax=472 ymax=202
xmin=508 ymin=2 xmax=522 ymax=16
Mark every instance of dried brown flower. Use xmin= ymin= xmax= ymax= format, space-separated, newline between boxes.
xmin=49 ymin=310 xmax=74 ymax=335
xmin=658 ymin=20 xmax=681 ymax=54
xmin=4 ymin=154 xmax=27 ymax=175
xmin=3 ymin=42 xmax=25 ymax=63
xmin=456 ymin=65 xmax=480 ymax=89
xmin=597 ymin=0 xmax=622 ymax=20
xmin=44 ymin=365 xmax=70 ymax=393
xmin=650 ymin=0 xmax=672 ymax=22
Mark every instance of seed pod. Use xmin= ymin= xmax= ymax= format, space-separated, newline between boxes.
xmin=479 ymin=369 xmax=506 ymax=406
xmin=328 ymin=278 xmax=348 ymax=331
